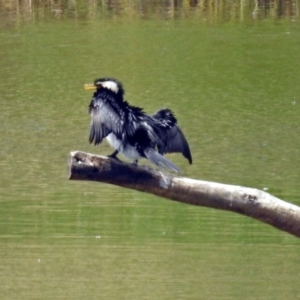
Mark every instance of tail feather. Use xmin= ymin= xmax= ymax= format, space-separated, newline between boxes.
xmin=143 ymin=148 xmax=182 ymax=173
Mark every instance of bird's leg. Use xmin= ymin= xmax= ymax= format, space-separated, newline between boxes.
xmin=108 ymin=150 xmax=121 ymax=161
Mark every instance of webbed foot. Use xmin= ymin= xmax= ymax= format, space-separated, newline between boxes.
xmin=108 ymin=150 xmax=121 ymax=161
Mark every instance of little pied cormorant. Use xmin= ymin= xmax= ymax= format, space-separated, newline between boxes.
xmin=85 ymin=78 xmax=192 ymax=172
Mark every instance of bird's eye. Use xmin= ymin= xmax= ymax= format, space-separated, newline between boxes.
xmin=94 ymin=83 xmax=103 ymax=89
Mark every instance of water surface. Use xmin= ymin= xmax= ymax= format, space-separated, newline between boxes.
xmin=1 ymin=1 xmax=300 ymax=299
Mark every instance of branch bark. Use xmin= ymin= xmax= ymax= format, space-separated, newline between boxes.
xmin=68 ymin=150 xmax=300 ymax=238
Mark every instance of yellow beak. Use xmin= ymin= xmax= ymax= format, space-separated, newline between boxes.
xmin=84 ymin=84 xmax=96 ymax=90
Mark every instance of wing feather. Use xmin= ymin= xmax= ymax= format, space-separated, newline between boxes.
xmin=151 ymin=109 xmax=192 ymax=164
xmin=163 ymin=126 xmax=192 ymax=164
xmin=89 ymin=94 xmax=124 ymax=145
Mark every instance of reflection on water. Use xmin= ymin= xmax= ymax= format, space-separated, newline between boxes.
xmin=1 ymin=0 xmax=299 ymax=27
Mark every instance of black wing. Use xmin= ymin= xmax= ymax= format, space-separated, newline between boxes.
xmin=89 ymin=92 xmax=124 ymax=145
xmin=151 ymin=109 xmax=192 ymax=164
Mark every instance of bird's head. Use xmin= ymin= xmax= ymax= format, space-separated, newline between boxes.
xmin=85 ymin=78 xmax=124 ymax=98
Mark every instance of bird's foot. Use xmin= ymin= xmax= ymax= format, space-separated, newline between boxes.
xmin=107 ymin=150 xmax=121 ymax=161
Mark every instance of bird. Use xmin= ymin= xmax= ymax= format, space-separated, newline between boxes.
xmin=85 ymin=77 xmax=192 ymax=172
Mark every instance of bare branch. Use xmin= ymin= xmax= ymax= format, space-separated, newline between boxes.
xmin=68 ymin=150 xmax=300 ymax=238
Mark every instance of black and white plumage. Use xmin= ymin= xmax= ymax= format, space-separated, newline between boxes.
xmin=85 ymin=78 xmax=192 ymax=172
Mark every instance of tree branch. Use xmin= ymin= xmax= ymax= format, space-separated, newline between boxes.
xmin=68 ymin=150 xmax=300 ymax=238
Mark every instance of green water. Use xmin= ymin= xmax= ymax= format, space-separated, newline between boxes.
xmin=1 ymin=2 xmax=300 ymax=299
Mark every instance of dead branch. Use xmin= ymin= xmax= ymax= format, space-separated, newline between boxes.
xmin=68 ymin=150 xmax=300 ymax=238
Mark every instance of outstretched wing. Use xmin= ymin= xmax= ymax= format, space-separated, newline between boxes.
xmin=89 ymin=93 xmax=124 ymax=145
xmin=152 ymin=109 xmax=192 ymax=164
xmin=163 ymin=125 xmax=192 ymax=164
